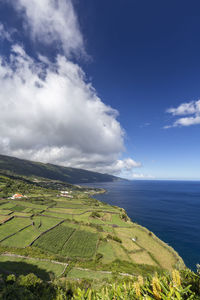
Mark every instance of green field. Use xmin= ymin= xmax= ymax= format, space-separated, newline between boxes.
xmin=42 ymin=211 xmax=72 ymax=219
xmin=67 ymin=268 xmax=112 ymax=280
xmin=1 ymin=216 xmax=62 ymax=247
xmin=0 ymin=202 xmax=16 ymax=209
xmin=0 ymin=218 xmax=31 ymax=241
xmin=0 ymin=209 xmax=12 ymax=215
xmin=61 ymin=230 xmax=99 ymax=258
xmin=97 ymin=241 xmax=116 ymax=263
xmin=34 ymin=225 xmax=75 ymax=253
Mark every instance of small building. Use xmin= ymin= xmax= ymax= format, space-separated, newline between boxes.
xmin=11 ymin=194 xmax=24 ymax=199
xmin=60 ymin=191 xmax=69 ymax=195
xmin=60 ymin=191 xmax=73 ymax=198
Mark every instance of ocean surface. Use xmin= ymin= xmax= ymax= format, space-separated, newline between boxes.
xmin=83 ymin=180 xmax=200 ymax=271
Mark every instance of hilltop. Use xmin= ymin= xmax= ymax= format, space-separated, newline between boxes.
xmin=0 ymin=154 xmax=120 ymax=184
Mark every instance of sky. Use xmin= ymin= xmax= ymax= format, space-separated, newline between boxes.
xmin=0 ymin=0 xmax=200 ymax=180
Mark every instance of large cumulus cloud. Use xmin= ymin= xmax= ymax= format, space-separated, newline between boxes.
xmin=0 ymin=0 xmax=141 ymax=175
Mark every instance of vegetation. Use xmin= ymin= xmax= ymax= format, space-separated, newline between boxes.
xmin=0 ymin=153 xmax=119 ymax=183
xmin=61 ymin=230 xmax=99 ymax=258
xmin=0 ymin=165 xmax=189 ymax=298
xmin=34 ymin=225 xmax=75 ymax=254
xmin=0 ymin=269 xmax=200 ymax=299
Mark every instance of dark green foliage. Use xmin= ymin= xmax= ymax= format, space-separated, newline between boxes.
xmin=1 ymin=268 xmax=200 ymax=299
xmin=120 ymin=213 xmax=128 ymax=222
xmin=0 ymin=261 xmax=53 ymax=281
xmin=90 ymin=211 xmax=101 ymax=218
xmin=34 ymin=225 xmax=75 ymax=254
xmin=61 ymin=230 xmax=98 ymax=258
xmin=11 ymin=205 xmax=25 ymax=212
xmin=88 ymin=223 xmax=103 ymax=232
xmin=0 ymin=154 xmax=119 ymax=183
xmin=107 ymin=234 xmax=122 ymax=243
xmin=0 ymin=273 xmax=57 ymax=300
xmin=95 ymin=253 xmax=103 ymax=262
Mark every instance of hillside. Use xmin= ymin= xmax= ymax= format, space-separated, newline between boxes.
xmin=0 ymin=173 xmax=185 ymax=283
xmin=0 ymin=169 xmax=193 ymax=299
xmin=0 ymin=154 xmax=119 ymax=184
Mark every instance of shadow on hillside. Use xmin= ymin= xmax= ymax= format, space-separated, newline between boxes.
xmin=0 ymin=261 xmax=53 ymax=281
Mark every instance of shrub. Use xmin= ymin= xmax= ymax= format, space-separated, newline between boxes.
xmin=90 ymin=211 xmax=101 ymax=218
xmin=107 ymin=234 xmax=122 ymax=243
xmin=95 ymin=253 xmax=103 ymax=262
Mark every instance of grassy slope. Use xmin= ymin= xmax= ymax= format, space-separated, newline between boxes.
xmin=0 ymin=154 xmax=119 ymax=183
xmin=0 ymin=173 xmax=185 ymax=283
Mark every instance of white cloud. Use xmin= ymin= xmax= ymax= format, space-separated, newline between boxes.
xmin=10 ymin=0 xmax=84 ymax=57
xmin=0 ymin=45 xmax=141 ymax=175
xmin=165 ymin=99 xmax=200 ymax=128
xmin=0 ymin=0 xmax=142 ymax=176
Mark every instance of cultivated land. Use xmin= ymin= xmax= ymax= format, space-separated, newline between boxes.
xmin=0 ymin=171 xmax=185 ymax=284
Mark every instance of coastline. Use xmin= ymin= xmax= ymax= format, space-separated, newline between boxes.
xmin=91 ymin=186 xmax=185 ymax=271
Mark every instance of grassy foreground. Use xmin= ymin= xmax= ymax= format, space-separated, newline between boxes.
xmin=1 ymin=268 xmax=200 ymax=299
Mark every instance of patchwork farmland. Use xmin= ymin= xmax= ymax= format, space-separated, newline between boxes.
xmin=0 ymin=173 xmax=185 ymax=281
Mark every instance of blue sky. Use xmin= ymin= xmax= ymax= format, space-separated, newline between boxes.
xmin=0 ymin=0 xmax=200 ymax=180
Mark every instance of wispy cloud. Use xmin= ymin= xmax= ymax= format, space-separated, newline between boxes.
xmin=131 ymin=173 xmax=155 ymax=179
xmin=165 ymin=99 xmax=200 ymax=128
xmin=10 ymin=0 xmax=85 ymax=58
xmin=0 ymin=23 xmax=14 ymax=42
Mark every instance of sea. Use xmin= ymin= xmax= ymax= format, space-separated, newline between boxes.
xmin=82 ymin=180 xmax=200 ymax=271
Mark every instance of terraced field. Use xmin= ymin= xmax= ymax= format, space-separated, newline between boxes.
xmin=0 ymin=174 xmax=185 ymax=281
xmin=34 ymin=225 xmax=75 ymax=253
xmin=61 ymin=230 xmax=99 ymax=258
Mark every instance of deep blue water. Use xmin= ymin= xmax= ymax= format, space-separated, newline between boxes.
xmin=84 ymin=180 xmax=200 ymax=271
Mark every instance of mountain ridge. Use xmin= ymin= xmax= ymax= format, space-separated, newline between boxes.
xmin=0 ymin=154 xmax=121 ymax=184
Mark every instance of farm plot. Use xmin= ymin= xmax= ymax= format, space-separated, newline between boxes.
xmin=130 ymin=225 xmax=177 ymax=270
xmin=61 ymin=230 xmax=99 ymax=258
xmin=11 ymin=200 xmax=47 ymax=210
xmin=0 ymin=216 xmax=12 ymax=224
xmin=23 ymin=208 xmax=43 ymax=214
xmin=48 ymin=208 xmax=86 ymax=215
xmin=67 ymin=268 xmax=112 ymax=280
xmin=2 ymin=226 xmax=40 ymax=248
xmin=129 ymin=250 xmax=157 ymax=266
xmin=111 ymin=214 xmax=131 ymax=227
xmin=32 ymin=216 xmax=62 ymax=232
xmin=11 ymin=205 xmax=26 ymax=212
xmin=42 ymin=211 xmax=73 ymax=220
xmin=0 ymin=218 xmax=31 ymax=241
xmin=0 ymin=209 xmax=12 ymax=215
xmin=12 ymin=212 xmax=33 ymax=217
xmin=110 ymin=241 xmax=130 ymax=262
xmin=97 ymin=241 xmax=116 ymax=264
xmin=0 ymin=202 xmax=16 ymax=210
xmin=34 ymin=225 xmax=75 ymax=254
xmin=54 ymin=202 xmax=87 ymax=208
xmin=1 ymin=216 xmax=62 ymax=247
